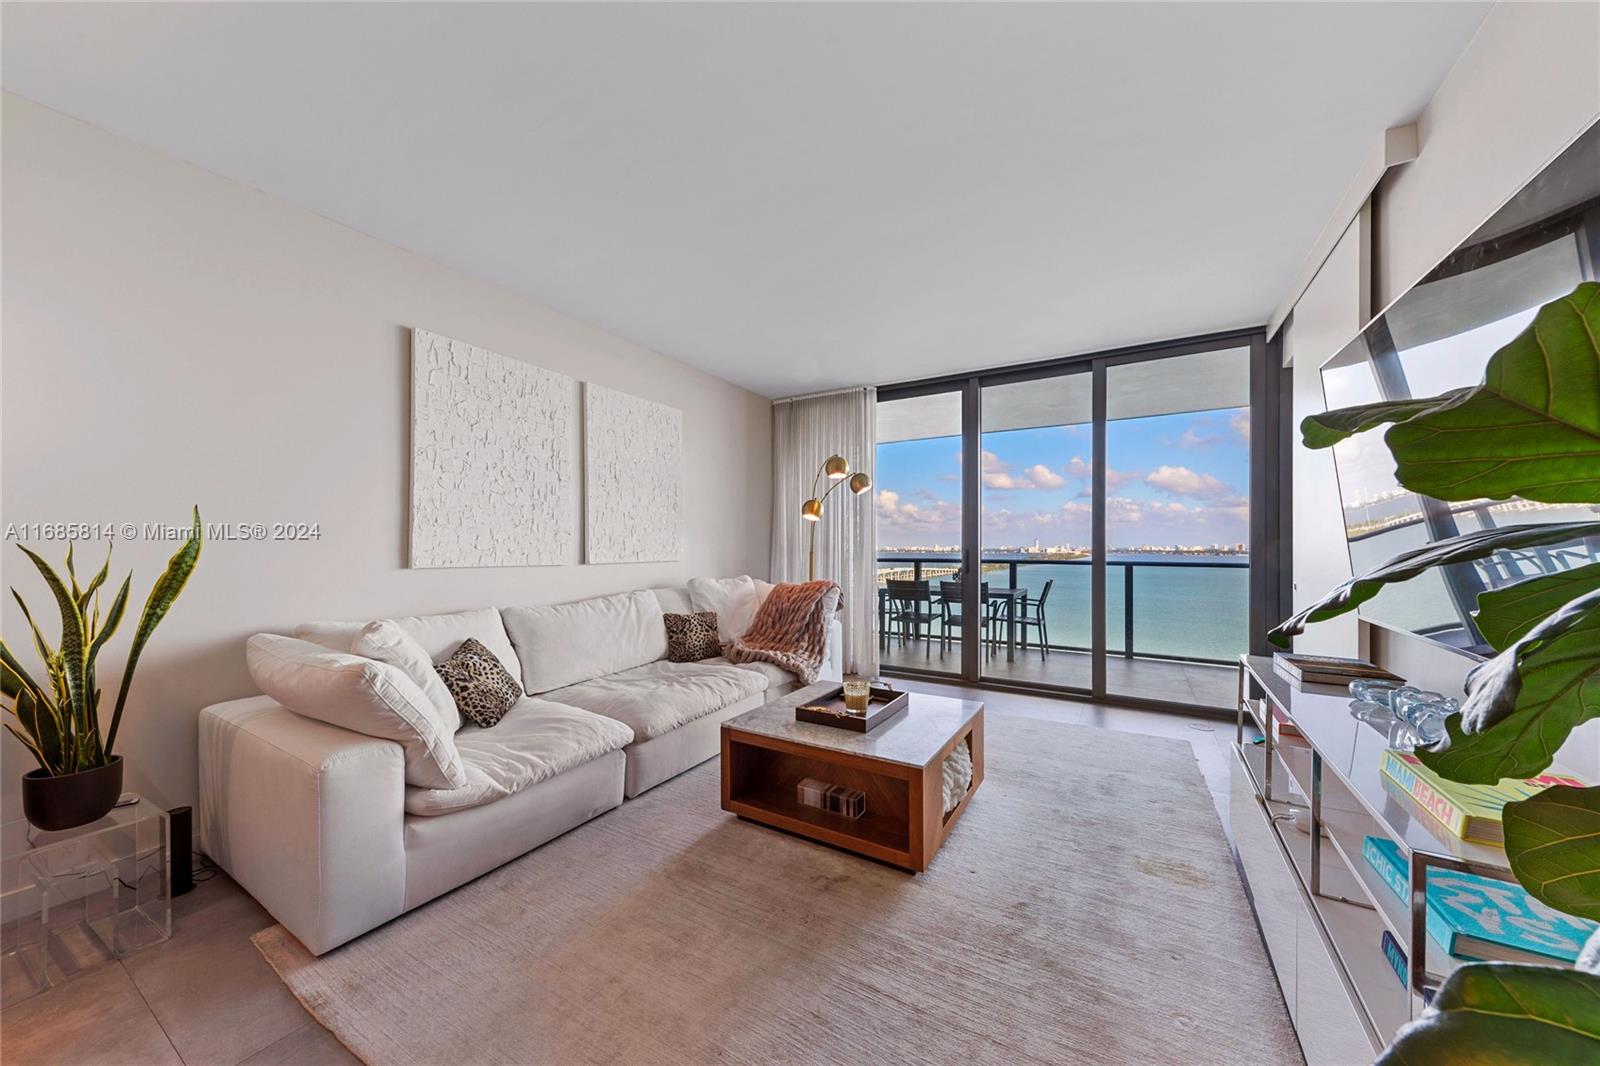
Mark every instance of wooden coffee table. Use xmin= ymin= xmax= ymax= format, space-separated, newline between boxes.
xmin=720 ymin=684 xmax=983 ymax=872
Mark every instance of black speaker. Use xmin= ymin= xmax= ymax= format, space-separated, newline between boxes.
xmin=170 ymin=806 xmax=195 ymax=896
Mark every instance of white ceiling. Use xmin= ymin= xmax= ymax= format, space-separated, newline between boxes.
xmin=1 ymin=2 xmax=1490 ymax=398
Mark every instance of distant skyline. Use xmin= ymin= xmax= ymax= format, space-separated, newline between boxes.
xmin=876 ymin=408 xmax=1250 ymax=549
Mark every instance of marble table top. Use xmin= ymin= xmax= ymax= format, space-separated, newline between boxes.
xmin=724 ymin=683 xmax=982 ymax=768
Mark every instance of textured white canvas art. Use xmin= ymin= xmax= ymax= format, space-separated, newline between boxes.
xmin=584 ymin=384 xmax=682 ymax=563
xmin=410 ymin=328 xmax=575 ymax=567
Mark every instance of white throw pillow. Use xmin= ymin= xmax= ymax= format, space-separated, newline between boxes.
xmin=245 ymin=634 xmax=467 ymax=790
xmin=688 ymin=575 xmax=760 ymax=643
xmin=351 ymin=620 xmax=462 ymax=733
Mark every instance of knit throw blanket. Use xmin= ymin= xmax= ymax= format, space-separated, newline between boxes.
xmin=726 ymin=580 xmax=841 ymax=684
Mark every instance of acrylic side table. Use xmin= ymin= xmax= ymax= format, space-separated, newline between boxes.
xmin=1 ymin=799 xmax=171 ymax=1006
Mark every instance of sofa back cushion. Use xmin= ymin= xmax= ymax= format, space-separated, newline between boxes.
xmin=502 ymin=590 xmax=666 ymax=694
xmin=245 ymin=633 xmax=467 ymax=790
xmin=294 ymin=607 xmax=520 ymax=679
xmin=688 ymin=575 xmax=761 ymax=643
xmin=351 ymin=620 xmax=463 ymax=733
xmin=651 ymin=585 xmax=694 ymax=615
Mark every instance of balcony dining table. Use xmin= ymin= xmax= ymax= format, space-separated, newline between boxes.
xmin=877 ymin=584 xmax=1025 ymax=662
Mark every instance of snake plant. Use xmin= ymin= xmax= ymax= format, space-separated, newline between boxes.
xmin=2 ymin=507 xmax=202 ymax=775
xmin=1271 ymin=284 xmax=1600 ymax=1062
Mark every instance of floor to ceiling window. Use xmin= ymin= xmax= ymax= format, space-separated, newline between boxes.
xmin=874 ymin=333 xmax=1272 ymax=711
xmin=1102 ymin=347 xmax=1250 ymax=706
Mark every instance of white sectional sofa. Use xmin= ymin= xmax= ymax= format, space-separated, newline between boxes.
xmin=198 ymin=579 xmax=840 ymax=955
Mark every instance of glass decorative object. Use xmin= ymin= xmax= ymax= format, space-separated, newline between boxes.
xmin=1348 ymin=678 xmax=1405 ymax=708
xmin=842 ymin=679 xmax=870 ymax=713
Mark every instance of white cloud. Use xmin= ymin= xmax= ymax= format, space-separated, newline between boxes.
xmin=1064 ymin=455 xmax=1138 ymax=493
xmin=982 ymin=451 xmax=1072 ymax=491
xmin=1177 ymin=426 xmax=1220 ymax=449
xmin=1230 ymin=410 xmax=1250 ymax=444
xmin=1146 ymin=464 xmax=1232 ymax=499
xmin=1027 ymin=464 xmax=1066 ymax=489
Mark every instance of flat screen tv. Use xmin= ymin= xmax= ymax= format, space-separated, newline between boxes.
xmin=1320 ymin=121 xmax=1600 ymax=655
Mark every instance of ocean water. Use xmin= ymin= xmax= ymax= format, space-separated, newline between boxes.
xmin=879 ymin=553 xmax=1248 ymax=662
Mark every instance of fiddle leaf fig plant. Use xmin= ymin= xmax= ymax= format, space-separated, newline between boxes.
xmin=1270 ymin=283 xmax=1600 ymax=1064
xmin=2 ymin=508 xmax=202 ymax=775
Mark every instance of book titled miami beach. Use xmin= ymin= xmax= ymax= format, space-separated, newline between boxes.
xmin=1379 ymin=749 xmax=1584 ymax=845
xmin=1362 ymin=835 xmax=1597 ymax=965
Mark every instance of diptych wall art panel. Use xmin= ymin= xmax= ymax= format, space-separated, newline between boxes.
xmin=410 ymin=328 xmax=575 ymax=567
xmin=584 ymin=383 xmax=683 ymax=563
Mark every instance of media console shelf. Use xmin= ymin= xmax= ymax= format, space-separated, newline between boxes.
xmin=1229 ymin=655 xmax=1527 ymax=1063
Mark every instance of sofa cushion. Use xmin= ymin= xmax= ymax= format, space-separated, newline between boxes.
xmin=245 ymin=634 xmax=467 ymax=790
xmin=502 ymin=590 xmax=666 ymax=694
xmin=651 ymin=585 xmax=694 ymax=615
xmin=543 ymin=659 xmax=767 ymax=742
xmin=436 ymin=638 xmax=524 ymax=728
xmin=705 ymin=655 xmax=796 ymax=693
xmin=688 ymin=575 xmax=760 ymax=643
xmin=404 ymin=698 xmax=633 ymax=816
xmin=295 ymin=607 xmax=520 ymax=679
xmin=351 ymin=620 xmax=462 ymax=733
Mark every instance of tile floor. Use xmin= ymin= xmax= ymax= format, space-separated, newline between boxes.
xmin=0 ymin=681 xmax=1240 ymax=1066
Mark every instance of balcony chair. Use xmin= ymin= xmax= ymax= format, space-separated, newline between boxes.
xmin=884 ymin=579 xmax=936 ymax=657
xmin=937 ymin=580 xmax=1001 ymax=658
xmin=1016 ymin=578 xmax=1053 ymax=660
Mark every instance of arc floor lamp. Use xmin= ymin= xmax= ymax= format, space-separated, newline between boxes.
xmin=802 ymin=454 xmax=871 ymax=581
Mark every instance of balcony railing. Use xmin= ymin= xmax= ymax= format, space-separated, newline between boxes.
xmin=876 ymin=554 xmax=1249 ymax=666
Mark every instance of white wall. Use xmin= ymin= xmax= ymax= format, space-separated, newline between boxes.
xmin=1286 ymin=210 xmax=1366 ymax=658
xmin=1 ymin=94 xmax=773 ymax=813
xmin=1282 ymin=1 xmax=1600 ymax=778
xmin=1374 ymin=1 xmax=1600 ymax=309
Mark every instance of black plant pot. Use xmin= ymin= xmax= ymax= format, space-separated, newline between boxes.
xmin=21 ymin=756 xmax=124 ymax=831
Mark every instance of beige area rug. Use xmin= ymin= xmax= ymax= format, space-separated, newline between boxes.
xmin=254 ymin=714 xmax=1301 ymax=1065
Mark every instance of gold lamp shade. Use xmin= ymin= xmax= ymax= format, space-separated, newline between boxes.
xmin=823 ymin=455 xmax=850 ymax=480
xmin=848 ymin=472 xmax=871 ymax=495
xmin=801 ymin=498 xmax=824 ymax=521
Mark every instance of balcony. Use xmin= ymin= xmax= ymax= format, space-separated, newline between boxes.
xmin=876 ymin=555 xmax=1246 ymax=709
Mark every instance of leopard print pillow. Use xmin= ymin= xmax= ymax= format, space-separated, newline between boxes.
xmin=435 ymin=638 xmax=522 ymax=727
xmin=664 ymin=611 xmax=721 ymax=663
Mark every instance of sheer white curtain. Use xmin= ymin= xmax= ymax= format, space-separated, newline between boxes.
xmin=771 ymin=388 xmax=879 ymax=675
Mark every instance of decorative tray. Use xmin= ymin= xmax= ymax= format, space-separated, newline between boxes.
xmin=795 ymin=683 xmax=909 ymax=733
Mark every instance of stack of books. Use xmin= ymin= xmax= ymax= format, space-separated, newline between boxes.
xmin=1379 ymin=749 xmax=1585 ymax=846
xmin=1272 ymin=653 xmax=1400 ymax=688
xmin=1363 ymin=835 xmax=1597 ymax=966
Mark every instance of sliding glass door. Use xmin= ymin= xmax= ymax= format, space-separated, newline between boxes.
xmin=874 ymin=332 xmax=1271 ymax=711
xmin=977 ymin=371 xmax=1093 ymax=691
xmin=875 ymin=387 xmax=967 ymax=679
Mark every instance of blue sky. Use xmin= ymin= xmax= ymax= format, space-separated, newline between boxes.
xmin=876 ymin=407 xmax=1250 ymax=549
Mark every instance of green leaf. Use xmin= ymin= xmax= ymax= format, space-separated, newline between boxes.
xmin=1384 ymin=282 xmax=1600 ymax=503
xmin=76 ymin=545 xmax=112 ymax=613
xmin=15 ymin=546 xmax=89 ymax=728
xmin=1476 ymin=563 xmax=1600 ymax=652
xmin=1377 ymin=963 xmax=1600 ymax=1065
xmin=0 ymin=637 xmax=45 ymax=703
xmin=1266 ymin=521 xmax=1600 ymax=648
xmin=106 ymin=507 xmax=202 ymax=756
xmin=1503 ymin=785 xmax=1600 ymax=923
xmin=86 ymin=575 xmax=131 ymax=667
xmin=1416 ymin=590 xmax=1600 ymax=782
xmin=1300 ymin=392 xmax=1470 ymax=449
